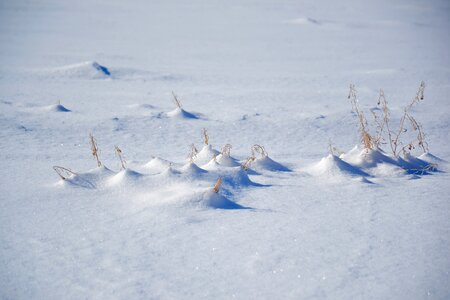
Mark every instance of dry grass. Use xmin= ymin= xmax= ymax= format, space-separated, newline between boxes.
xmin=241 ymin=156 xmax=256 ymax=171
xmin=202 ymin=128 xmax=209 ymax=145
xmin=213 ymin=177 xmax=223 ymax=193
xmin=188 ymin=144 xmax=198 ymax=163
xmin=349 ymin=82 xmax=428 ymax=157
xmin=252 ymin=144 xmax=268 ymax=158
xmin=172 ymin=91 xmax=182 ymax=108
xmin=115 ymin=145 xmax=126 ymax=170
xmin=348 ymin=84 xmax=374 ymax=151
xmin=241 ymin=144 xmax=267 ymax=170
xmin=53 ymin=166 xmax=77 ymax=180
xmin=221 ymin=144 xmax=232 ymax=157
xmin=89 ymin=133 xmax=102 ymax=167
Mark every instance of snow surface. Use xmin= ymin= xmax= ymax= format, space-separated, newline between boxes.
xmin=1 ymin=0 xmax=450 ymax=299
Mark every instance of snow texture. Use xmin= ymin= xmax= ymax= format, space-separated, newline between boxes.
xmin=1 ymin=0 xmax=450 ymax=299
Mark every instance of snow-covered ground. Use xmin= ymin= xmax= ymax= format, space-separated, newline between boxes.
xmin=1 ymin=0 xmax=450 ymax=299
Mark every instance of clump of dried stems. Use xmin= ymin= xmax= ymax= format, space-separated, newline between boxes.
xmin=202 ymin=128 xmax=209 ymax=145
xmin=172 ymin=91 xmax=182 ymax=109
xmin=115 ymin=145 xmax=126 ymax=170
xmin=241 ymin=144 xmax=268 ymax=170
xmin=349 ymin=81 xmax=428 ymax=157
xmin=89 ymin=133 xmax=102 ymax=167
xmin=213 ymin=177 xmax=223 ymax=193
xmin=188 ymin=144 xmax=198 ymax=163
xmin=53 ymin=166 xmax=77 ymax=180
xmin=348 ymin=84 xmax=374 ymax=151
xmin=221 ymin=144 xmax=232 ymax=157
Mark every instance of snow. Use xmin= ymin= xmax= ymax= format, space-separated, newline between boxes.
xmin=1 ymin=0 xmax=450 ymax=299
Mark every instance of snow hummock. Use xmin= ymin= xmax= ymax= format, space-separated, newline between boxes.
xmin=43 ymin=103 xmax=71 ymax=112
xmin=194 ymin=145 xmax=220 ymax=166
xmin=42 ymin=61 xmax=111 ymax=79
xmin=179 ymin=162 xmax=208 ymax=178
xmin=215 ymin=154 xmax=241 ymax=167
xmin=63 ymin=166 xmax=114 ymax=188
xmin=251 ymin=156 xmax=291 ymax=172
xmin=306 ymin=153 xmax=370 ymax=178
xmin=166 ymin=107 xmax=199 ymax=119
xmin=144 ymin=157 xmax=173 ymax=173
xmin=193 ymin=189 xmax=246 ymax=209
xmin=339 ymin=146 xmax=398 ymax=169
xmin=106 ymin=169 xmax=144 ymax=186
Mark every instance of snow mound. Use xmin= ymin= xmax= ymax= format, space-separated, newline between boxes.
xmin=252 ymin=156 xmax=291 ymax=172
xmin=221 ymin=168 xmax=262 ymax=187
xmin=157 ymin=166 xmax=182 ymax=180
xmin=194 ymin=145 xmax=220 ymax=166
xmin=144 ymin=157 xmax=173 ymax=173
xmin=43 ymin=103 xmax=71 ymax=112
xmin=340 ymin=146 xmax=398 ymax=169
xmin=63 ymin=166 xmax=114 ymax=188
xmin=166 ymin=107 xmax=199 ymax=119
xmin=44 ymin=61 xmax=111 ymax=79
xmin=215 ymin=154 xmax=241 ymax=167
xmin=180 ymin=162 xmax=208 ymax=178
xmin=106 ymin=169 xmax=144 ymax=186
xmin=202 ymin=158 xmax=222 ymax=171
xmin=193 ymin=189 xmax=246 ymax=209
xmin=340 ymin=146 xmax=441 ymax=176
xmin=307 ymin=154 xmax=370 ymax=178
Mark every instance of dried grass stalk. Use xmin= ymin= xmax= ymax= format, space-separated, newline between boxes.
xmin=115 ymin=145 xmax=126 ymax=170
xmin=89 ymin=133 xmax=102 ymax=167
xmin=202 ymin=128 xmax=209 ymax=145
xmin=172 ymin=91 xmax=182 ymax=108
xmin=348 ymin=84 xmax=374 ymax=151
xmin=188 ymin=144 xmax=198 ymax=163
xmin=241 ymin=156 xmax=256 ymax=170
xmin=213 ymin=177 xmax=223 ymax=193
xmin=252 ymin=144 xmax=267 ymax=158
xmin=53 ymin=166 xmax=77 ymax=180
xmin=221 ymin=144 xmax=232 ymax=157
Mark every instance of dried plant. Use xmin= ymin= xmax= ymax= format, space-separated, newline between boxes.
xmin=202 ymin=128 xmax=209 ymax=145
xmin=328 ymin=139 xmax=344 ymax=156
xmin=348 ymin=84 xmax=374 ymax=151
xmin=213 ymin=177 xmax=223 ymax=193
xmin=406 ymin=114 xmax=428 ymax=153
xmin=188 ymin=144 xmax=198 ymax=163
xmin=221 ymin=144 xmax=232 ymax=157
xmin=53 ymin=166 xmax=77 ymax=180
xmin=390 ymin=81 xmax=427 ymax=157
xmin=252 ymin=144 xmax=268 ymax=158
xmin=350 ymin=82 xmax=428 ymax=157
xmin=115 ymin=145 xmax=126 ymax=170
xmin=89 ymin=133 xmax=102 ymax=167
xmin=241 ymin=156 xmax=256 ymax=171
xmin=172 ymin=91 xmax=182 ymax=108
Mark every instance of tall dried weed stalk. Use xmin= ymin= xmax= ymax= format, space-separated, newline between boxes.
xmin=349 ymin=82 xmax=428 ymax=157
xmin=172 ymin=91 xmax=182 ymax=108
xmin=115 ymin=145 xmax=126 ymax=170
xmin=202 ymin=128 xmax=209 ymax=145
xmin=89 ymin=133 xmax=102 ymax=167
